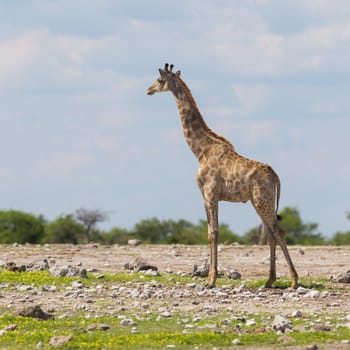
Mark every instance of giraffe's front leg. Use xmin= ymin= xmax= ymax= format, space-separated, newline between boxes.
xmin=205 ymin=200 xmax=219 ymax=288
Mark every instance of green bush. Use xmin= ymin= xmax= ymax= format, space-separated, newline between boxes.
xmin=43 ymin=215 xmax=84 ymax=244
xmin=0 ymin=210 xmax=45 ymax=244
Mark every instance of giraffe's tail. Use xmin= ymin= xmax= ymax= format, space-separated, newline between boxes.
xmin=274 ymin=170 xmax=281 ymax=218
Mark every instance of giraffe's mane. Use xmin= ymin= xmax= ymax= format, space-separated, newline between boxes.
xmin=175 ymin=75 xmax=234 ymax=148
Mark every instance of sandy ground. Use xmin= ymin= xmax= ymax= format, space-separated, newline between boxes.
xmin=2 ymin=243 xmax=349 ymax=280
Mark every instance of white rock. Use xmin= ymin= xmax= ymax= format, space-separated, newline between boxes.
xmin=72 ymin=281 xmax=83 ymax=289
xmin=272 ymin=315 xmax=292 ymax=333
xmin=184 ymin=324 xmax=194 ymax=329
xmin=291 ymin=310 xmax=303 ymax=318
xmin=246 ymin=319 xmax=256 ymax=326
xmin=120 ymin=318 xmax=136 ymax=326
xmin=304 ymin=290 xmax=320 ymax=298
xmin=128 ymin=239 xmax=141 ymax=246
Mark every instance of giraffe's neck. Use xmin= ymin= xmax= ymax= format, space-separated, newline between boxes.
xmin=172 ymin=77 xmax=232 ymax=161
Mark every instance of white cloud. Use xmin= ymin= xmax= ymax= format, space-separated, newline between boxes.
xmin=0 ymin=30 xmax=46 ymax=85
xmin=185 ymin=2 xmax=350 ymax=78
xmin=39 ymin=153 xmax=96 ymax=177
xmin=93 ymin=135 xmax=121 ymax=153
xmin=232 ymin=83 xmax=271 ymax=116
xmin=214 ymin=120 xmax=277 ymax=146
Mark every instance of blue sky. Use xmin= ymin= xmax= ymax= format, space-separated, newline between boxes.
xmin=1 ymin=1 xmax=349 ymax=236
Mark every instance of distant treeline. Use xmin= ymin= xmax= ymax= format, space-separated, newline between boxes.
xmin=0 ymin=207 xmax=349 ymax=246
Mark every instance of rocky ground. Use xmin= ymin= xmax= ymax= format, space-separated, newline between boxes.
xmin=0 ymin=244 xmax=349 ymax=349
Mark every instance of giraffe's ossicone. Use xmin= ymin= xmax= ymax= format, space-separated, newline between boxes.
xmin=147 ymin=63 xmax=298 ymax=288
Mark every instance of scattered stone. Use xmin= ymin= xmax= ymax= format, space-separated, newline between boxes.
xmin=291 ymin=310 xmax=303 ymax=318
xmin=272 ymin=315 xmax=292 ymax=333
xmin=278 ymin=335 xmax=294 ymax=344
xmin=17 ymin=285 xmax=32 ymax=291
xmin=120 ymin=318 xmax=137 ymax=326
xmin=15 ymin=305 xmax=54 ymax=320
xmin=50 ymin=265 xmax=87 ymax=278
xmin=296 ymin=286 xmax=309 ymax=295
xmin=297 ymin=247 xmax=305 ymax=255
xmin=128 ymin=239 xmax=142 ymax=246
xmin=304 ymin=290 xmax=320 ymax=298
xmin=26 ymin=259 xmax=49 ymax=271
xmin=144 ymin=269 xmax=160 ymax=277
xmin=224 ymin=269 xmax=241 ymax=280
xmin=72 ymin=281 xmax=84 ymax=289
xmin=331 ymin=270 xmax=350 ymax=283
xmin=313 ymin=324 xmax=331 ymax=332
xmin=232 ymin=338 xmax=240 ymax=345
xmin=4 ymin=324 xmax=17 ymax=331
xmin=192 ymin=260 xmax=209 ymax=277
xmin=202 ymin=304 xmax=218 ymax=312
xmin=306 ymin=345 xmax=318 ymax=350
xmin=86 ymin=323 xmax=110 ymax=332
xmin=42 ymin=285 xmax=57 ymax=292
xmin=36 ymin=341 xmax=44 ymax=348
xmin=124 ymin=257 xmax=158 ymax=272
xmin=246 ymin=319 xmax=256 ymax=326
xmin=160 ymin=311 xmax=172 ymax=318
xmin=49 ymin=335 xmax=73 ymax=348
xmin=4 ymin=261 xmax=26 ymax=272
xmin=320 ymin=291 xmax=330 ymax=298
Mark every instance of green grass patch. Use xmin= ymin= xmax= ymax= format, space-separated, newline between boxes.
xmin=0 ymin=270 xmax=75 ymax=286
xmin=0 ymin=313 xmax=348 ymax=350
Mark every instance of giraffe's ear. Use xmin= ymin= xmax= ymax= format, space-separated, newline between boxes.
xmin=175 ymin=70 xmax=181 ymax=76
xmin=159 ymin=68 xmax=166 ymax=77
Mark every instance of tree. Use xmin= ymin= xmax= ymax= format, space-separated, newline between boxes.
xmin=0 ymin=210 xmax=45 ymax=244
xmin=43 ymin=215 xmax=84 ymax=244
xmin=99 ymin=227 xmax=131 ymax=245
xmin=134 ymin=218 xmax=241 ymax=245
xmin=278 ymin=207 xmax=324 ymax=245
xmin=329 ymin=212 xmax=350 ymax=245
xmin=133 ymin=218 xmax=193 ymax=244
xmin=242 ymin=207 xmax=325 ymax=245
xmin=331 ymin=231 xmax=350 ymax=245
xmin=75 ymin=208 xmax=107 ymax=242
xmin=241 ymin=226 xmax=262 ymax=245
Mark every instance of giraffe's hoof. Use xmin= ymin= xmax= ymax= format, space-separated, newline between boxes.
xmin=291 ymin=281 xmax=298 ymax=289
xmin=205 ymin=283 xmax=216 ymax=289
xmin=264 ymin=278 xmax=276 ymax=289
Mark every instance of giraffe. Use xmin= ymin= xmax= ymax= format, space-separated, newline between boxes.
xmin=147 ymin=63 xmax=298 ymax=288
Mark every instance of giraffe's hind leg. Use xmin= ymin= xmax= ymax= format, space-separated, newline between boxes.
xmin=265 ymin=218 xmax=298 ymax=288
xmin=275 ymin=222 xmax=298 ymax=288
xmin=263 ymin=224 xmax=277 ymax=288
xmin=253 ymin=201 xmax=298 ymax=288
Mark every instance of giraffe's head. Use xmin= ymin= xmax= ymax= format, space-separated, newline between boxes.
xmin=147 ymin=63 xmax=181 ymax=96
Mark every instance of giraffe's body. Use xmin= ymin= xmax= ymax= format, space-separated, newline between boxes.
xmin=147 ymin=64 xmax=298 ymax=288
